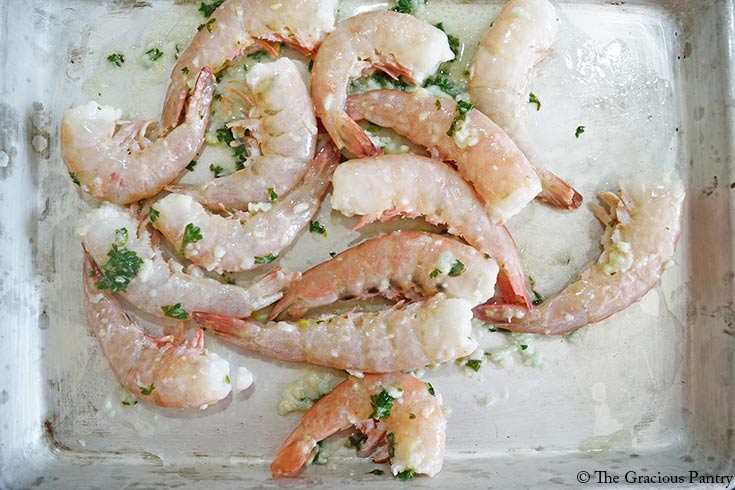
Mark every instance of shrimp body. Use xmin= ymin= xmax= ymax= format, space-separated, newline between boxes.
xmin=193 ymin=294 xmax=476 ymax=373
xmin=78 ymin=204 xmax=296 ymax=318
xmin=162 ymin=0 xmax=337 ymax=130
xmin=474 ymin=180 xmax=685 ymax=334
xmin=62 ymin=68 xmax=214 ymax=205
xmin=152 ymin=143 xmax=340 ymax=272
xmin=311 ymin=11 xmax=454 ymax=157
xmin=270 ymin=373 xmax=445 ymax=478
xmin=346 ymin=89 xmax=541 ymax=222
xmin=171 ymin=59 xmax=317 ymax=210
xmin=269 ymin=230 xmax=498 ymax=320
xmin=83 ymin=256 xmax=231 ymax=408
xmin=331 ymin=155 xmax=532 ymax=308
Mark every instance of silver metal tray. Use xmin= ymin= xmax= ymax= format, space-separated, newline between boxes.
xmin=1 ymin=0 xmax=734 ymax=488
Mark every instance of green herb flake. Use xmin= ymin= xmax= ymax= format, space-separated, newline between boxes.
xmin=464 ymin=359 xmax=482 ymax=372
xmin=225 ymin=374 xmax=231 ymax=385
xmin=329 ymin=252 xmax=337 ymax=258
xmin=174 ymin=43 xmax=180 ymax=59
xmin=69 ymin=172 xmax=81 ymax=186
xmin=396 ymin=469 xmax=415 ymax=481
xmin=121 ymin=399 xmax=138 ymax=406
xmin=575 ymin=125 xmax=585 ymax=138
xmin=181 ymin=223 xmax=203 ymax=253
xmin=149 ymin=208 xmax=160 ymax=222
xmin=408 ymin=413 xmax=416 ymax=419
xmin=198 ymin=0 xmax=224 ymax=17
xmin=308 ymin=60 xmax=314 ymax=72
xmin=369 ymin=388 xmax=395 ymax=420
xmin=181 ymin=66 xmax=190 ymax=75
xmin=447 ymin=100 xmax=474 ymax=137
xmin=435 ymin=99 xmax=442 ymax=110
xmin=520 ymin=344 xmax=528 ymax=350
xmin=528 ymin=275 xmax=543 ymax=306
xmin=114 ymin=227 xmax=129 ymax=246
xmin=232 ymin=145 xmax=248 ymax=169
xmin=186 ymin=160 xmax=197 ymax=172
xmin=427 ymin=382 xmax=435 ymax=396
xmin=95 ymin=244 xmax=144 ymax=293
xmin=197 ymin=17 xmax=216 ymax=33
xmin=210 ymin=164 xmax=225 ymax=178
xmin=309 ymin=220 xmax=327 ymax=236
xmin=423 ymin=74 xmax=460 ymax=97
xmin=434 ymin=23 xmax=460 ymax=58
xmin=216 ymin=126 xmax=235 ymax=144
xmin=529 ymin=92 xmax=541 ymax=111
xmin=368 ymin=469 xmax=385 ymax=476
xmin=139 ymin=383 xmax=155 ymax=396
xmin=254 ymin=253 xmax=278 ymax=264
xmin=268 ymin=187 xmax=278 ymax=201
xmin=247 ymin=50 xmax=271 ymax=62
xmin=448 ymin=259 xmax=465 ymax=277
xmin=161 ymin=303 xmax=189 ymax=320
xmin=391 ymin=0 xmax=424 ymax=15
xmin=145 ymin=47 xmax=164 ymax=62
xmin=387 ymin=432 xmax=396 ymax=457
xmin=429 ymin=268 xmax=442 ymax=279
xmin=484 ymin=253 xmax=491 ymax=260
xmin=107 ymin=53 xmax=125 ymax=67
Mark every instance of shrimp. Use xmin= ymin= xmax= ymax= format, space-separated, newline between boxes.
xmin=161 ymin=0 xmax=338 ymax=131
xmin=169 ymin=59 xmax=317 ymax=210
xmin=474 ymin=179 xmax=685 ymax=334
xmin=270 ymin=373 xmax=445 ymax=478
xmin=268 ymin=230 xmax=499 ymax=320
xmin=331 ymin=155 xmax=533 ymax=308
xmin=469 ymin=0 xmax=582 ymax=210
xmin=311 ymin=11 xmax=454 ymax=157
xmin=61 ymin=68 xmax=214 ymax=205
xmin=83 ymin=255 xmax=231 ymax=408
xmin=78 ymin=204 xmax=297 ymax=318
xmin=152 ymin=143 xmax=340 ymax=273
xmin=346 ymin=89 xmax=541 ymax=223
xmin=193 ymin=294 xmax=476 ymax=373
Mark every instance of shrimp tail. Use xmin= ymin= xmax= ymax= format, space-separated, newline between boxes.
xmin=161 ymin=77 xmax=188 ymax=132
xmin=336 ymin=113 xmax=379 ymax=157
xmin=247 ymin=267 xmax=301 ymax=312
xmin=536 ymin=167 xmax=584 ymax=209
xmin=271 ymin=435 xmax=313 ymax=477
xmin=191 ymin=312 xmax=250 ymax=343
xmin=496 ymin=270 xmax=533 ymax=309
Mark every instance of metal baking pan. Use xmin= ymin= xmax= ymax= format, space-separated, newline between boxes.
xmin=1 ymin=0 xmax=733 ymax=488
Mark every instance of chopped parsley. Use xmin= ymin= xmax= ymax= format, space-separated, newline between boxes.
xmin=95 ymin=244 xmax=143 ymax=293
xmin=329 ymin=252 xmax=337 ymax=258
xmin=197 ymin=17 xmax=216 ymax=33
xmin=434 ymin=22 xmax=460 ymax=58
xmin=575 ymin=125 xmax=585 ymax=138
xmin=225 ymin=374 xmax=231 ymax=385
xmin=351 ymin=71 xmax=408 ymax=93
xmin=427 ymin=382 xmax=435 ymax=396
xmin=181 ymin=223 xmax=203 ymax=253
xmin=149 ymin=207 xmax=159 ymax=222
xmin=161 ymin=303 xmax=189 ymax=320
xmin=186 ymin=160 xmax=197 ymax=172
xmin=528 ymin=276 xmax=543 ymax=306
xmin=368 ymin=469 xmax=385 ymax=476
xmin=409 ymin=413 xmax=416 ymax=419
xmin=429 ymin=268 xmax=442 ymax=279
xmin=181 ymin=66 xmax=190 ymax=75
xmin=309 ymin=220 xmax=327 ymax=236
xmin=268 ymin=187 xmax=278 ymax=201
xmin=396 ymin=469 xmax=415 ymax=481
xmin=114 ymin=227 xmax=129 ymax=246
xmin=448 ymin=259 xmax=465 ymax=277
xmin=254 ymin=253 xmax=278 ymax=264
xmin=521 ymin=344 xmax=529 ymax=350
xmin=232 ymin=145 xmax=248 ymax=169
xmin=484 ymin=253 xmax=491 ymax=260
xmin=145 ymin=47 xmax=164 ymax=62
xmin=387 ymin=433 xmax=396 ymax=457
xmin=139 ymin=383 xmax=155 ymax=396
xmin=529 ymin=92 xmax=541 ymax=111
xmin=423 ymin=73 xmax=460 ymax=97
xmin=464 ymin=358 xmax=482 ymax=372
xmin=391 ymin=0 xmax=424 ymax=15
xmin=210 ymin=164 xmax=225 ymax=178
xmin=369 ymin=388 xmax=395 ymax=420
xmin=69 ymin=172 xmax=81 ymax=186
xmin=247 ymin=50 xmax=272 ymax=62
xmin=216 ymin=126 xmax=235 ymax=145
xmin=446 ymin=100 xmax=474 ymax=137
xmin=121 ymin=399 xmax=138 ymax=406
xmin=107 ymin=53 xmax=125 ymax=67
xmin=435 ymin=99 xmax=442 ymax=109
xmin=174 ymin=43 xmax=180 ymax=59
xmin=198 ymin=0 xmax=224 ymax=17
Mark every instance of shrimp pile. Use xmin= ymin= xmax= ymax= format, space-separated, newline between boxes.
xmin=60 ymin=0 xmax=686 ymax=481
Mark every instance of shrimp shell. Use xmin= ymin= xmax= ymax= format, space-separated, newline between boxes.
xmin=346 ymin=89 xmax=541 ymax=222
xmin=193 ymin=294 xmax=477 ymax=373
xmin=271 ymin=373 xmax=445 ymax=478
xmin=83 ymin=255 xmax=231 ymax=408
xmin=269 ymin=230 xmax=499 ymax=320
xmin=474 ymin=180 xmax=685 ymax=334
xmin=330 ymin=154 xmax=532 ymax=308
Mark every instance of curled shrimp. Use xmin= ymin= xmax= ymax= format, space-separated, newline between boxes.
xmin=469 ymin=0 xmax=582 ymax=210
xmin=268 ymin=230 xmax=499 ymax=320
xmin=169 ymin=59 xmax=317 ymax=210
xmin=331 ymin=154 xmax=533 ymax=308
xmin=193 ymin=294 xmax=477 ymax=373
xmin=61 ymin=68 xmax=214 ymax=205
xmin=311 ymin=11 xmax=454 ymax=157
xmin=152 ymin=142 xmax=340 ymax=273
xmin=474 ymin=179 xmax=685 ymax=334
xmin=78 ymin=204 xmax=297 ymax=318
xmin=83 ymin=255 xmax=231 ymax=408
xmin=346 ymin=89 xmax=541 ymax=223
xmin=270 ymin=373 xmax=445 ymax=478
xmin=162 ymin=0 xmax=337 ymax=131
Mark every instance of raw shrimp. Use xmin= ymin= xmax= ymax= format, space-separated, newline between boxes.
xmin=268 ymin=230 xmax=499 ymax=320
xmin=331 ymin=155 xmax=533 ymax=308
xmin=152 ymin=143 xmax=340 ymax=273
xmin=162 ymin=0 xmax=337 ymax=130
xmin=83 ymin=255 xmax=231 ymax=408
xmin=474 ymin=180 xmax=685 ymax=334
xmin=270 ymin=373 xmax=445 ymax=478
xmin=311 ymin=11 xmax=454 ymax=157
xmin=193 ymin=294 xmax=476 ymax=373
xmin=169 ymin=58 xmax=317 ymax=210
xmin=469 ymin=0 xmax=582 ymax=209
xmin=62 ymin=68 xmax=214 ymax=205
xmin=78 ymin=204 xmax=297 ymax=318
xmin=346 ymin=89 xmax=541 ymax=222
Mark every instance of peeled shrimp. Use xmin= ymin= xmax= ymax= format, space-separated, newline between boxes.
xmin=311 ymin=11 xmax=454 ymax=157
xmin=78 ymin=204 xmax=296 ymax=318
xmin=152 ymin=143 xmax=340 ymax=273
xmin=193 ymin=294 xmax=476 ymax=373
xmin=170 ymin=59 xmax=317 ymax=210
xmin=474 ymin=180 xmax=685 ymax=334
xmin=83 ymin=255 xmax=231 ymax=408
xmin=269 ymin=230 xmax=498 ymax=320
xmin=331 ymin=155 xmax=533 ymax=308
xmin=62 ymin=68 xmax=214 ymax=205
xmin=346 ymin=89 xmax=541 ymax=222
xmin=469 ymin=0 xmax=582 ymax=209
xmin=162 ymin=0 xmax=337 ymax=130
xmin=271 ymin=373 xmax=445 ymax=478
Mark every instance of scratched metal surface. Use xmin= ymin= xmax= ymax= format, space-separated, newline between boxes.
xmin=0 ymin=0 xmax=733 ymax=488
